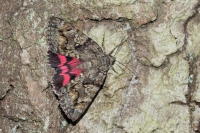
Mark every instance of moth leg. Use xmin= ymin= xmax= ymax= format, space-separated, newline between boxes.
xmin=110 ymin=66 xmax=118 ymax=74
xmin=101 ymin=31 xmax=106 ymax=52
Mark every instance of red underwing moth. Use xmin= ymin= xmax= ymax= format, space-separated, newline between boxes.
xmin=47 ymin=17 xmax=115 ymax=122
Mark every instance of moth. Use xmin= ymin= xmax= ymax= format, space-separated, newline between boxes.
xmin=47 ymin=17 xmax=115 ymax=122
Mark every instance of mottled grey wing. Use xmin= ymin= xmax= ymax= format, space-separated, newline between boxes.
xmin=47 ymin=17 xmax=114 ymax=122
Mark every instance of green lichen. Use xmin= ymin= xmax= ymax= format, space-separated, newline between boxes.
xmin=43 ymin=116 xmax=49 ymax=131
xmin=61 ymin=121 xmax=67 ymax=127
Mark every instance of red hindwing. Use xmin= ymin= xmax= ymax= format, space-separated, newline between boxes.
xmin=47 ymin=50 xmax=83 ymax=92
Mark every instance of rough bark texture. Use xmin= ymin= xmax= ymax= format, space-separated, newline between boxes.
xmin=0 ymin=0 xmax=200 ymax=132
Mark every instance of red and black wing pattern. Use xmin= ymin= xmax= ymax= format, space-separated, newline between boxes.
xmin=47 ymin=50 xmax=83 ymax=93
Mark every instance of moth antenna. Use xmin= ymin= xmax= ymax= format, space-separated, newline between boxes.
xmin=102 ymin=29 xmax=126 ymax=57
xmin=108 ymin=41 xmax=125 ymax=57
xmin=111 ymin=60 xmax=135 ymax=76
xmin=110 ymin=65 xmax=118 ymax=74
xmin=115 ymin=60 xmax=135 ymax=74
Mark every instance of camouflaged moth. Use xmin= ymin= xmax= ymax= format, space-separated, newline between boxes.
xmin=47 ymin=17 xmax=115 ymax=122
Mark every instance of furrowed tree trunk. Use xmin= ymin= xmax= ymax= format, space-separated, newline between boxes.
xmin=1 ymin=0 xmax=200 ymax=132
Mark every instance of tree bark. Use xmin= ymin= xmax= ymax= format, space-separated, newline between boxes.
xmin=0 ymin=0 xmax=200 ymax=132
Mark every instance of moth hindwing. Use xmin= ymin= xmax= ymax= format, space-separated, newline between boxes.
xmin=47 ymin=17 xmax=115 ymax=122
